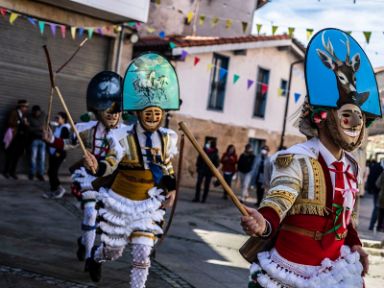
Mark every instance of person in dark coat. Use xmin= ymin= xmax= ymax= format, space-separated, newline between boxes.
xmin=368 ymin=160 xmax=384 ymax=230
xmin=193 ymin=140 xmax=219 ymax=203
xmin=3 ymin=99 xmax=29 ymax=179
xmin=237 ymin=144 xmax=255 ymax=202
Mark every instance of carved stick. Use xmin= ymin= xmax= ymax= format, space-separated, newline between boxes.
xmin=178 ymin=121 xmax=248 ymax=216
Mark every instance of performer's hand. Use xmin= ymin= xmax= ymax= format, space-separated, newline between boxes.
xmin=241 ymin=206 xmax=266 ymax=237
xmin=162 ymin=190 xmax=176 ymax=209
xmin=43 ymin=127 xmax=54 ymax=143
xmin=352 ymin=245 xmax=369 ymax=276
xmin=83 ymin=150 xmax=98 ymax=174
xmin=71 ymin=167 xmax=96 ymax=191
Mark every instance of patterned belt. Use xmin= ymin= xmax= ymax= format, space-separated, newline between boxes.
xmin=281 ymin=224 xmax=348 ymax=240
xmin=121 ymin=174 xmax=154 ymax=184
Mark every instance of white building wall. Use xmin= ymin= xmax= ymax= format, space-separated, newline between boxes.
xmin=173 ymin=46 xmax=306 ymax=137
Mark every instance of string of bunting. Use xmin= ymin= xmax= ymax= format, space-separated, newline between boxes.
xmin=0 ymin=6 xmax=119 ymax=39
xmin=185 ymin=52 xmax=302 ymax=103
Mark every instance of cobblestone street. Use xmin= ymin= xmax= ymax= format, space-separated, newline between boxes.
xmin=0 ymin=176 xmax=383 ymax=287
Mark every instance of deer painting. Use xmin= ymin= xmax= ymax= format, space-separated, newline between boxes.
xmin=316 ymin=31 xmax=369 ymax=107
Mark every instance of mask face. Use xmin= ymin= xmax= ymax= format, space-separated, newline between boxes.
xmin=138 ymin=106 xmax=163 ymax=132
xmin=261 ymin=149 xmax=268 ymax=155
xmin=99 ymin=107 xmax=121 ymax=129
xmin=326 ymin=104 xmax=365 ymax=152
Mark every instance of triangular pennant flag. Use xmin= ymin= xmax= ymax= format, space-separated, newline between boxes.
xmin=363 ymin=31 xmax=372 ymax=44
xmin=294 ymin=92 xmax=301 ymax=103
xmin=159 ymin=31 xmax=166 ymax=38
xmin=27 ymin=17 xmax=37 ymax=26
xmin=78 ymin=27 xmax=84 ymax=38
xmin=9 ymin=13 xmax=19 ymax=24
xmin=219 ymin=68 xmax=227 ymax=80
xmin=306 ymin=28 xmax=314 ymax=41
xmin=60 ymin=25 xmax=66 ymax=38
xmin=194 ymin=56 xmax=200 ymax=66
xmin=71 ymin=27 xmax=76 ymax=39
xmin=233 ymin=74 xmax=240 ymax=84
xmin=96 ymin=27 xmax=103 ymax=35
xmin=186 ymin=11 xmax=194 ymax=24
xmin=181 ymin=50 xmax=188 ymax=60
xmin=146 ymin=26 xmax=155 ymax=33
xmin=256 ymin=24 xmax=262 ymax=35
xmin=127 ymin=22 xmax=136 ymax=28
xmin=278 ymin=88 xmax=283 ymax=96
xmin=207 ymin=63 xmax=214 ymax=71
xmin=261 ymin=83 xmax=268 ymax=94
xmin=0 ymin=7 xmax=6 ymax=17
xmin=242 ymin=21 xmax=248 ymax=33
xmin=272 ymin=25 xmax=278 ymax=35
xmin=87 ymin=28 xmax=94 ymax=39
xmin=288 ymin=27 xmax=295 ymax=38
xmin=38 ymin=21 xmax=45 ymax=34
xmin=225 ymin=19 xmax=233 ymax=29
xmin=49 ymin=23 xmax=56 ymax=37
xmin=199 ymin=15 xmax=205 ymax=26
xmin=247 ymin=79 xmax=254 ymax=90
xmin=155 ymin=0 xmax=161 ymax=4
xmin=211 ymin=17 xmax=219 ymax=27
xmin=169 ymin=42 xmax=176 ymax=49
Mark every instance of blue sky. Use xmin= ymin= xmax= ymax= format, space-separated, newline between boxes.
xmin=252 ymin=0 xmax=384 ymax=68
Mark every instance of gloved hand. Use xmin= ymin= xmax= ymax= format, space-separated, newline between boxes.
xmin=71 ymin=167 xmax=96 ymax=191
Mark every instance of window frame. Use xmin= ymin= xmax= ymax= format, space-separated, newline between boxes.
xmin=253 ymin=66 xmax=270 ymax=118
xmin=207 ymin=53 xmax=229 ymax=112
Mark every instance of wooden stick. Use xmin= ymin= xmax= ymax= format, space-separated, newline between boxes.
xmin=178 ymin=121 xmax=249 ymax=216
xmin=53 ymin=86 xmax=96 ymax=174
xmin=56 ymin=38 xmax=88 ymax=74
xmin=46 ymin=87 xmax=54 ymax=130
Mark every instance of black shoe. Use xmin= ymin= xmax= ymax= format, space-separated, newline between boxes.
xmin=28 ymin=174 xmax=34 ymax=181
xmin=36 ymin=174 xmax=45 ymax=182
xmin=76 ymin=237 xmax=85 ymax=261
xmin=10 ymin=174 xmax=18 ymax=180
xmin=192 ymin=198 xmax=199 ymax=203
xmin=89 ymin=247 xmax=102 ymax=282
xmin=201 ymin=199 xmax=206 ymax=203
xmin=3 ymin=173 xmax=9 ymax=179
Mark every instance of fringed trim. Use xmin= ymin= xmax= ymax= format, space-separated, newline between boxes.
xmin=99 ymin=221 xmax=127 ymax=236
xmin=82 ymin=190 xmax=98 ymax=200
xmin=250 ymin=246 xmax=363 ymax=288
xmin=101 ymin=233 xmax=128 ymax=248
xmin=98 ymin=208 xmax=126 ymax=226
xmin=288 ymin=204 xmax=329 ymax=216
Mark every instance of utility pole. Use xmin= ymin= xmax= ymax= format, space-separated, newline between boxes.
xmin=279 ymin=59 xmax=304 ymax=150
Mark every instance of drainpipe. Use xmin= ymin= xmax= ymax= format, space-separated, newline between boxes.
xmin=279 ymin=59 xmax=304 ymax=150
xmin=114 ymin=25 xmax=125 ymax=73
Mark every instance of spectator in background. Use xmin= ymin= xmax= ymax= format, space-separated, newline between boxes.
xmin=367 ymin=160 xmax=384 ymax=231
xmin=252 ymin=145 xmax=270 ymax=206
xmin=237 ymin=144 xmax=255 ymax=202
xmin=3 ymin=99 xmax=29 ymax=179
xmin=375 ymin=165 xmax=384 ymax=232
xmin=43 ymin=112 xmax=70 ymax=199
xmin=220 ymin=144 xmax=237 ymax=200
xmin=193 ymin=140 xmax=219 ymax=203
xmin=28 ymin=105 xmax=46 ymax=181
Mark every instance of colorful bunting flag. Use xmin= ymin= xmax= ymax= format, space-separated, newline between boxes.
xmin=38 ymin=21 xmax=45 ymax=34
xmin=219 ymin=68 xmax=227 ymax=80
xmin=194 ymin=56 xmax=200 ymax=66
xmin=363 ymin=31 xmax=372 ymax=44
xmin=60 ymin=25 xmax=66 ymax=38
xmin=247 ymin=79 xmax=254 ymax=90
xmin=159 ymin=31 xmax=166 ymax=38
xmin=78 ymin=27 xmax=84 ymax=38
xmin=207 ymin=63 xmax=214 ymax=71
xmin=0 ymin=7 xmax=6 ymax=17
xmin=127 ymin=22 xmax=136 ymax=28
xmin=242 ymin=22 xmax=248 ymax=33
xmin=199 ymin=15 xmax=205 ymax=26
xmin=71 ymin=26 xmax=76 ymax=39
xmin=87 ymin=28 xmax=94 ymax=39
xmin=181 ymin=50 xmax=188 ymax=60
xmin=306 ymin=28 xmax=314 ymax=41
xmin=225 ymin=19 xmax=232 ymax=29
xmin=155 ymin=0 xmax=161 ymax=4
xmin=346 ymin=31 xmax=352 ymax=35
xmin=272 ymin=25 xmax=278 ymax=35
xmin=146 ymin=26 xmax=155 ymax=33
xmin=211 ymin=17 xmax=219 ymax=27
xmin=278 ymin=88 xmax=283 ymax=96
xmin=96 ymin=27 xmax=103 ymax=35
xmin=169 ymin=42 xmax=176 ymax=49
xmin=9 ymin=12 xmax=19 ymax=24
xmin=261 ymin=83 xmax=268 ymax=94
xmin=294 ymin=92 xmax=301 ymax=103
xmin=186 ymin=11 xmax=194 ymax=24
xmin=233 ymin=74 xmax=240 ymax=84
xmin=49 ymin=23 xmax=56 ymax=37
xmin=288 ymin=27 xmax=295 ymax=38
xmin=27 ymin=17 xmax=37 ymax=26
xmin=256 ymin=24 xmax=262 ymax=35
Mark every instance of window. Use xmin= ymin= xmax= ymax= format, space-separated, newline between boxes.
xmin=280 ymin=79 xmax=288 ymax=97
xmin=208 ymin=53 xmax=229 ymax=111
xmin=253 ymin=67 xmax=270 ymax=118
